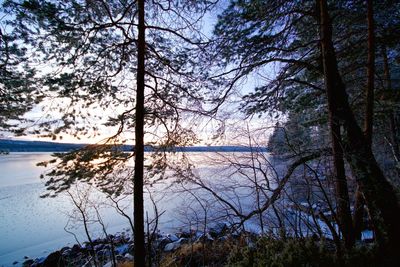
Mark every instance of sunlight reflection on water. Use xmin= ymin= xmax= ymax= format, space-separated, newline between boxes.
xmin=0 ymin=151 xmax=273 ymax=266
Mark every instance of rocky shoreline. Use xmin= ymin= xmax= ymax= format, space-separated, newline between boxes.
xmin=17 ymin=223 xmax=230 ymax=267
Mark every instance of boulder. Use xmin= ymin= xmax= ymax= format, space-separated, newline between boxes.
xmin=30 ymin=257 xmax=45 ymax=267
xmin=167 ymin=233 xmax=179 ymax=242
xmin=164 ymin=241 xmax=181 ymax=252
xmin=163 ymin=238 xmax=188 ymax=252
xmin=42 ymin=251 xmax=66 ymax=267
xmin=115 ymin=244 xmax=129 ymax=255
xmin=124 ymin=253 xmax=134 ymax=261
xmin=155 ymin=237 xmax=171 ymax=250
xmin=22 ymin=259 xmax=34 ymax=267
xmin=94 ymin=244 xmax=104 ymax=251
xmin=70 ymin=244 xmax=82 ymax=254
xmin=97 ymin=249 xmax=111 ymax=257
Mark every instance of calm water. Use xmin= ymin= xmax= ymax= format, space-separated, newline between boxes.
xmin=0 ymin=152 xmax=272 ymax=266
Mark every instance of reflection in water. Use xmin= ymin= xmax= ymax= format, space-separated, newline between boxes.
xmin=0 ymin=152 xmax=274 ymax=266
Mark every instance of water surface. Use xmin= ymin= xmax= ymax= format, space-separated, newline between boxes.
xmin=0 ymin=152 xmax=272 ymax=266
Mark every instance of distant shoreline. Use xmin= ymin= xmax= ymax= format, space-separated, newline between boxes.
xmin=0 ymin=139 xmax=268 ymax=153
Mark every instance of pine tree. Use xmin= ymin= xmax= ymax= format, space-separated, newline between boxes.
xmin=4 ymin=0 xmax=215 ymax=265
xmin=213 ymin=0 xmax=400 ymax=256
xmin=0 ymin=14 xmax=41 ymax=134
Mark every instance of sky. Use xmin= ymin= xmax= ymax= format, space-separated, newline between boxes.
xmin=0 ymin=0 xmax=277 ymax=146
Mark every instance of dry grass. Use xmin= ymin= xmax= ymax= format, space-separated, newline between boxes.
xmin=160 ymin=239 xmax=239 ymax=267
xmin=117 ymin=261 xmax=134 ymax=267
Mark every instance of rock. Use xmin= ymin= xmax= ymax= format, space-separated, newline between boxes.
xmin=24 ymin=256 xmax=30 ymax=259
xmin=167 ymin=233 xmax=179 ymax=242
xmin=195 ymin=232 xmax=214 ymax=243
xmin=97 ymin=249 xmax=111 ymax=257
xmin=115 ymin=244 xmax=129 ymax=255
xmin=163 ymin=238 xmax=188 ymax=252
xmin=155 ymin=237 xmax=171 ymax=250
xmin=22 ymin=259 xmax=34 ymax=267
xmin=61 ymin=249 xmax=71 ymax=257
xmin=128 ymin=243 xmax=134 ymax=253
xmin=12 ymin=261 xmax=18 ymax=265
xmin=164 ymin=241 xmax=181 ymax=252
xmin=60 ymin=246 xmax=70 ymax=252
xmin=83 ymin=242 xmax=94 ymax=250
xmin=124 ymin=253 xmax=134 ymax=261
xmin=94 ymin=244 xmax=104 ymax=251
xmin=71 ymin=244 xmax=81 ymax=254
xmin=113 ymin=234 xmax=127 ymax=244
xmin=37 ymin=257 xmax=46 ymax=264
xmin=116 ymin=255 xmax=125 ymax=261
xmin=42 ymin=251 xmax=66 ymax=267
xmin=209 ymin=223 xmax=228 ymax=238
xmin=30 ymin=257 xmax=46 ymax=267
xmin=193 ymin=230 xmax=207 ymax=239
xmin=176 ymin=231 xmax=192 ymax=239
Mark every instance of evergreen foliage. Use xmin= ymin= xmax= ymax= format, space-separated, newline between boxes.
xmin=2 ymin=0 xmax=216 ymax=194
xmin=0 ymin=14 xmax=41 ymax=134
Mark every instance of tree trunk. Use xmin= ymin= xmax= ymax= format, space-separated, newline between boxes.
xmin=382 ymin=43 xmax=392 ymax=92
xmin=315 ymin=0 xmax=354 ymax=250
xmin=330 ymin=120 xmax=354 ymax=249
xmin=364 ymin=0 xmax=375 ymax=145
xmin=319 ymin=0 xmax=400 ymax=258
xmin=382 ymin=43 xmax=400 ymax=162
xmin=352 ymin=189 xmax=365 ymax=241
xmin=134 ymin=0 xmax=146 ymax=265
xmin=389 ymin=111 xmax=400 ymax=163
xmin=353 ymin=0 xmax=376 ymax=241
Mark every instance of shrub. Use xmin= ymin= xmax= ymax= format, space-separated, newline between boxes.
xmin=226 ymin=237 xmax=383 ymax=267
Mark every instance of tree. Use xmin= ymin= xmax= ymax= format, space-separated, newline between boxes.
xmin=4 ymin=0 xmax=215 ymax=265
xmin=213 ymin=0 xmax=400 ymax=257
xmin=0 ymin=14 xmax=41 ymax=134
xmin=134 ymin=0 xmax=145 ymax=262
xmin=318 ymin=0 xmax=400 ymax=257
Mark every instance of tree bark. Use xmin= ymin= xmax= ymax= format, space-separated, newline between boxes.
xmin=134 ymin=0 xmax=146 ymax=265
xmin=319 ymin=0 xmax=400 ymax=258
xmin=352 ymin=189 xmax=365 ymax=241
xmin=330 ymin=120 xmax=355 ymax=249
xmin=382 ymin=43 xmax=400 ymax=162
xmin=382 ymin=43 xmax=392 ymax=92
xmin=353 ymin=0 xmax=376 ymax=241
xmin=316 ymin=0 xmax=354 ymax=250
xmin=364 ymin=0 xmax=375 ymax=145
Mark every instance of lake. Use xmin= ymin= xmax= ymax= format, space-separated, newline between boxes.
xmin=0 ymin=152 xmax=275 ymax=266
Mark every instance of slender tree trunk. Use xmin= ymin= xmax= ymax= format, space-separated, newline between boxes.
xmin=352 ymin=189 xmax=365 ymax=241
xmin=353 ymin=0 xmax=376 ymax=241
xmin=382 ymin=44 xmax=392 ymax=92
xmin=319 ymin=0 xmax=400 ymax=259
xmin=134 ymin=0 xmax=146 ymax=265
xmin=315 ymin=0 xmax=354 ymax=250
xmin=330 ymin=121 xmax=354 ymax=249
xmin=364 ymin=0 xmax=375 ymax=145
xmin=389 ymin=111 xmax=400 ymax=162
xmin=382 ymin=43 xmax=400 ymax=162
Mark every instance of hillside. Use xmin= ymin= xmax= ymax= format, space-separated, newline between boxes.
xmin=0 ymin=139 xmax=268 ymax=153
